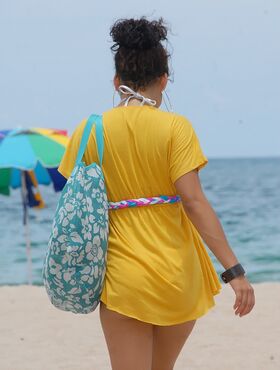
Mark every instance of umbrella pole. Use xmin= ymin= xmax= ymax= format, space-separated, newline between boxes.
xmin=21 ymin=171 xmax=33 ymax=285
xmin=25 ymin=209 xmax=33 ymax=286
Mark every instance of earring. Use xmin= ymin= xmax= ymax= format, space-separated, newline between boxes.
xmin=162 ymin=89 xmax=173 ymax=113
xmin=113 ymin=89 xmax=117 ymax=108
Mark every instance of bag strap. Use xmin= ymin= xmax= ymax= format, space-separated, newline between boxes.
xmin=75 ymin=114 xmax=104 ymax=166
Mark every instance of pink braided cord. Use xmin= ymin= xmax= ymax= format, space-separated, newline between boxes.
xmin=109 ymin=195 xmax=181 ymax=210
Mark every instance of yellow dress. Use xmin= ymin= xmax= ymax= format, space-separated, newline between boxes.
xmin=58 ymin=105 xmax=222 ymax=325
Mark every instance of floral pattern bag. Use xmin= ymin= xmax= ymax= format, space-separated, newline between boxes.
xmin=42 ymin=114 xmax=109 ymax=314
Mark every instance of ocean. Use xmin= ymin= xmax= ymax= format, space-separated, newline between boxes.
xmin=0 ymin=157 xmax=279 ymax=285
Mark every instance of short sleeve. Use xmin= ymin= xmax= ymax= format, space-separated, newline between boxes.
xmin=169 ymin=116 xmax=208 ymax=183
xmin=57 ymin=118 xmax=87 ymax=179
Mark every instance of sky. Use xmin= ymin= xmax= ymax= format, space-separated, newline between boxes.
xmin=0 ymin=0 xmax=279 ymax=158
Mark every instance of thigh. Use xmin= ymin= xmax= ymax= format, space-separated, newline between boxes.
xmin=99 ymin=302 xmax=153 ymax=370
xmin=151 ymin=319 xmax=197 ymax=370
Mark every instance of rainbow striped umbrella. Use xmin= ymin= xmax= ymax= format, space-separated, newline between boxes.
xmin=0 ymin=127 xmax=68 ymax=196
xmin=0 ymin=127 xmax=69 ymax=284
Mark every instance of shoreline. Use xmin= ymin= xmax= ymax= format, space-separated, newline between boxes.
xmin=1 ymin=278 xmax=280 ymax=287
xmin=0 ymin=282 xmax=279 ymax=369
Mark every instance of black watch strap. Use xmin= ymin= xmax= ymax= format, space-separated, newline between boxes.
xmin=220 ymin=263 xmax=245 ymax=283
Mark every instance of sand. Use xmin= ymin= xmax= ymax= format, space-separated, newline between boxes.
xmin=0 ymin=282 xmax=279 ymax=370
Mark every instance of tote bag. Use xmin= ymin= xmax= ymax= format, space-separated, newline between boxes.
xmin=42 ymin=114 xmax=109 ymax=314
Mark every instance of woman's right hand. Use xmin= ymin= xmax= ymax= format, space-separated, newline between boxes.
xmin=229 ymin=275 xmax=255 ymax=317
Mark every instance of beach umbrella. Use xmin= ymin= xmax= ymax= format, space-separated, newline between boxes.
xmin=0 ymin=127 xmax=69 ymax=284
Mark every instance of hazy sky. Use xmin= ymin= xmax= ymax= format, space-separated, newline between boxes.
xmin=0 ymin=0 xmax=279 ymax=158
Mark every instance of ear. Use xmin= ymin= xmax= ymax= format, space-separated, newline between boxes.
xmin=113 ymin=75 xmax=121 ymax=90
xmin=160 ymin=73 xmax=168 ymax=91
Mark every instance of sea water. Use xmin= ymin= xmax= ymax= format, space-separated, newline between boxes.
xmin=0 ymin=157 xmax=279 ymax=285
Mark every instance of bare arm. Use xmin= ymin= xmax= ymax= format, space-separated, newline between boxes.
xmin=175 ymin=169 xmax=239 ymax=270
xmin=174 ymin=169 xmax=255 ymax=317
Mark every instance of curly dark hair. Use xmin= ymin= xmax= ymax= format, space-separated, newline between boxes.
xmin=110 ymin=17 xmax=170 ymax=90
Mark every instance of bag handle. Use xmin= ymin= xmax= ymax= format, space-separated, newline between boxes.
xmin=75 ymin=114 xmax=104 ymax=166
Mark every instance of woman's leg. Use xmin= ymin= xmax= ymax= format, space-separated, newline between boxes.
xmin=99 ymin=302 xmax=153 ymax=370
xmin=151 ymin=319 xmax=197 ymax=370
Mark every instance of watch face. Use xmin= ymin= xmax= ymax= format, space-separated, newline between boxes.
xmin=221 ymin=274 xmax=227 ymax=282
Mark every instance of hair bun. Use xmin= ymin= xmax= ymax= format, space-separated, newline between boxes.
xmin=110 ymin=17 xmax=168 ymax=51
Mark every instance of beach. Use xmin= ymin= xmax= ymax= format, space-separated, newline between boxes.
xmin=0 ymin=282 xmax=279 ymax=370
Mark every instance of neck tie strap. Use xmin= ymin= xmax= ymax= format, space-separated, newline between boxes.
xmin=118 ymin=85 xmax=157 ymax=106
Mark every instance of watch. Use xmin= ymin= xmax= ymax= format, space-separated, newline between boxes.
xmin=220 ymin=263 xmax=245 ymax=283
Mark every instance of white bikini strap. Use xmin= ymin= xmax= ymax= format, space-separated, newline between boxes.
xmin=118 ymin=85 xmax=157 ymax=107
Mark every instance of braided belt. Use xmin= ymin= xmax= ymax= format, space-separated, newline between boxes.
xmin=108 ymin=195 xmax=181 ymax=210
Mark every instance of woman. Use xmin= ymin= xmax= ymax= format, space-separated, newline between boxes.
xmin=58 ymin=17 xmax=255 ymax=370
